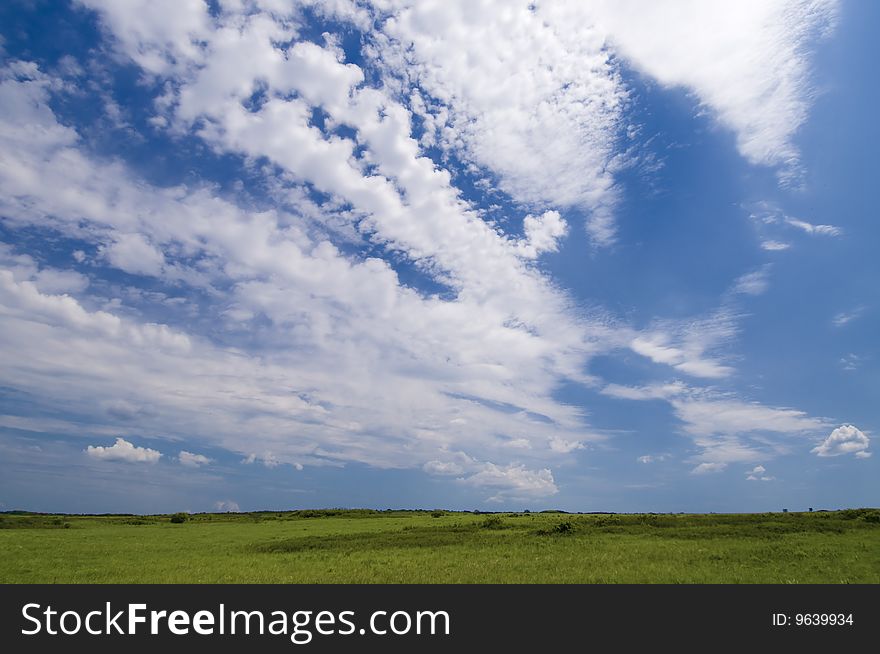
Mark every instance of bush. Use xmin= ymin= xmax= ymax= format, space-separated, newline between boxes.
xmin=537 ymin=520 xmax=574 ymax=536
xmin=431 ymin=511 xmax=445 ymax=518
xmin=169 ymin=513 xmax=189 ymax=524
xmin=479 ymin=515 xmax=504 ymax=529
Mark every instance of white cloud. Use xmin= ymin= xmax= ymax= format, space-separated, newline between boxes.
xmin=0 ymin=58 xmax=606 ymax=501
xmin=673 ymin=397 xmax=825 ymax=444
xmin=178 ymin=450 xmax=212 ymax=467
xmin=692 ymin=462 xmax=727 ymax=475
xmin=733 ymin=268 xmax=770 ymax=296
xmin=214 ymin=500 xmax=240 ymax=512
xmin=459 ymin=462 xmax=558 ymax=501
xmin=0 ymin=0 xmax=840 ymax=502
xmin=548 ymin=437 xmax=584 ymax=454
xmin=637 ymin=454 xmax=669 ymax=464
xmin=101 ymin=233 xmax=166 ymax=277
xmin=784 ymin=217 xmax=841 ymax=236
xmin=372 ymin=1 xmax=626 ymax=245
xmin=423 ymin=460 xmax=465 ymax=476
xmin=584 ymin=0 xmax=838 ymax=183
xmin=241 ymin=452 xmax=284 ymax=468
xmin=749 ymin=202 xmax=840 ymax=248
xmin=602 ymin=381 xmax=686 ymax=401
xmin=839 ymin=354 xmax=860 ymax=371
xmin=833 ymin=308 xmax=864 ymax=327
xmin=811 ymin=424 xmax=871 ymax=458
xmin=761 ymin=240 xmax=791 ymax=251
xmin=606 ymin=382 xmax=827 ymax=465
xmin=629 ymin=311 xmax=738 ymax=379
xmin=0 ymin=244 xmax=90 ymax=295
xmin=86 ymin=437 xmax=162 ymax=463
xmin=746 ymin=464 xmax=774 ymax=481
xmin=518 ymin=211 xmax=569 ymax=259
xmin=78 ymin=0 xmax=211 ymax=75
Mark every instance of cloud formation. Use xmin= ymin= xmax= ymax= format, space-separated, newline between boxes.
xmin=0 ymin=1 xmax=854 ymax=507
xmin=746 ymin=465 xmax=774 ymax=481
xmin=811 ymin=425 xmax=871 ymax=458
xmin=86 ymin=437 xmax=162 ymax=463
xmin=178 ymin=451 xmax=212 ymax=467
xmin=584 ymin=0 xmax=837 ymax=183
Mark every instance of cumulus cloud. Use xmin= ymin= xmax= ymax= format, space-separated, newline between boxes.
xmin=372 ymin=1 xmax=626 ymax=245
xmin=518 ymin=211 xmax=569 ymax=259
xmin=811 ymin=425 xmax=871 ymax=458
xmin=0 ymin=57 xmax=604 ymax=499
xmin=459 ymin=463 xmax=558 ymax=501
xmin=0 ymin=1 xmax=840 ymax=503
xmin=86 ymin=437 xmax=162 ymax=463
xmin=178 ymin=450 xmax=212 ymax=467
xmin=746 ymin=465 xmax=774 ymax=481
xmin=101 ymin=233 xmax=166 ymax=277
xmin=214 ymin=500 xmax=240 ymax=512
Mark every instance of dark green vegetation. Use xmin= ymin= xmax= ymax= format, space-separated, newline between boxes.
xmin=1 ymin=509 xmax=878 ymax=583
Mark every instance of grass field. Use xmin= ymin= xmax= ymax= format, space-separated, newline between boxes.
xmin=1 ymin=509 xmax=878 ymax=583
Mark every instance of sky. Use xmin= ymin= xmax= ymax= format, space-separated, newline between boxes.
xmin=0 ymin=0 xmax=876 ymax=514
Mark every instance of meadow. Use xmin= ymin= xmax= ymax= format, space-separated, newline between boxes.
xmin=1 ymin=509 xmax=878 ymax=583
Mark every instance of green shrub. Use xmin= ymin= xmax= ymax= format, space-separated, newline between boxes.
xmin=537 ymin=520 xmax=574 ymax=536
xmin=479 ymin=515 xmax=504 ymax=529
xmin=431 ymin=511 xmax=445 ymax=518
xmin=169 ymin=513 xmax=189 ymax=524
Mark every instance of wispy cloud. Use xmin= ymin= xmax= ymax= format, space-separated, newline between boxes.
xmin=761 ymin=240 xmax=791 ymax=251
xmin=733 ymin=267 xmax=770 ymax=296
xmin=833 ymin=307 xmax=864 ymax=327
xmin=692 ymin=462 xmax=727 ymax=475
xmin=581 ymin=0 xmax=838 ymax=184
xmin=629 ymin=311 xmax=738 ymax=379
xmin=784 ymin=217 xmax=841 ymax=236
xmin=839 ymin=353 xmax=861 ymax=371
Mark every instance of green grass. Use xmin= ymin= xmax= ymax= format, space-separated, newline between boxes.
xmin=1 ymin=509 xmax=878 ymax=583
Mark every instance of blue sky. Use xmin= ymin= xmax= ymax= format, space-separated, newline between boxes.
xmin=0 ymin=0 xmax=876 ymax=514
